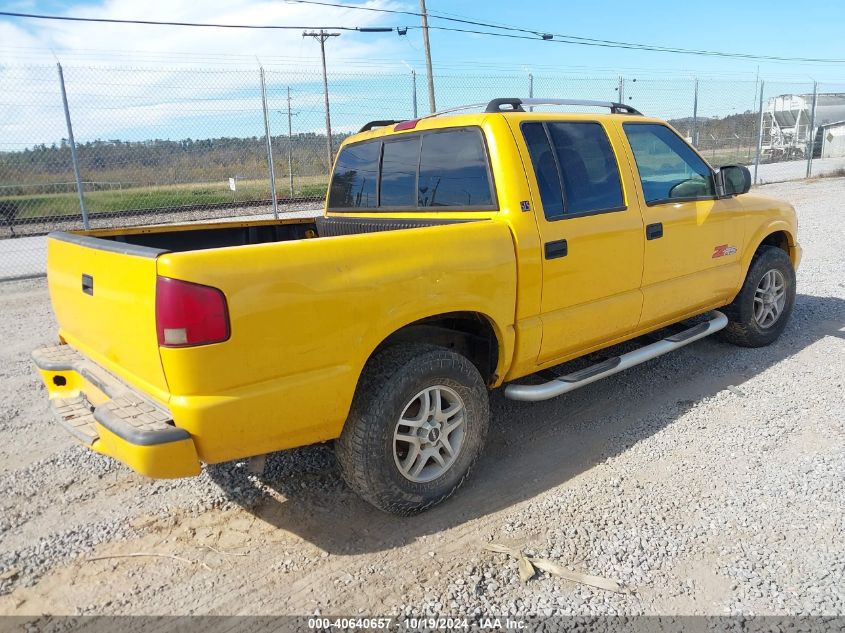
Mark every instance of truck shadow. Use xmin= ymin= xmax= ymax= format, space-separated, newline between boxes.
xmin=206 ymin=293 xmax=844 ymax=555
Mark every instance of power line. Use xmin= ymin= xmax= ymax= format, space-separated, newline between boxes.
xmin=286 ymin=0 xmax=845 ymax=64
xmin=3 ymin=9 xmax=845 ymax=64
xmin=421 ymin=23 xmax=845 ymax=64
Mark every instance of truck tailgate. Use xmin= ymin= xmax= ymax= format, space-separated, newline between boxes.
xmin=46 ymin=233 xmax=169 ymax=402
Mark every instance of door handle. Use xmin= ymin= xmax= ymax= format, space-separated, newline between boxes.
xmin=544 ymin=239 xmax=568 ymax=259
xmin=646 ymin=223 xmax=663 ymax=240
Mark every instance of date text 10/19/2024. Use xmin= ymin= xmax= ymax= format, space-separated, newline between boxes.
xmin=307 ymin=617 xmax=527 ymax=630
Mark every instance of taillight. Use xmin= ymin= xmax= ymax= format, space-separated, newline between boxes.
xmin=155 ymin=276 xmax=230 ymax=347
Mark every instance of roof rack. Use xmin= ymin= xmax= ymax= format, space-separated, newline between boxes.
xmin=358 ymin=119 xmax=402 ymax=132
xmin=357 ymin=98 xmax=642 ymax=135
xmin=485 ymin=98 xmax=642 ymax=115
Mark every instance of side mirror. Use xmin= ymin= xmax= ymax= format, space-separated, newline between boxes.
xmin=717 ymin=164 xmax=751 ymax=196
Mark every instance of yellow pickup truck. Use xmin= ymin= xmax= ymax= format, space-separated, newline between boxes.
xmin=33 ymin=98 xmax=801 ymax=515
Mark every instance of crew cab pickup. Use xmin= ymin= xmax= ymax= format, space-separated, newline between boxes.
xmin=33 ymin=98 xmax=801 ymax=515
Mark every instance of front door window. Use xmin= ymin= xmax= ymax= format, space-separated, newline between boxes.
xmin=623 ymin=123 xmax=714 ymax=205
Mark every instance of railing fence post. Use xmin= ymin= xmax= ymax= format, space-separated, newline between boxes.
xmin=412 ymin=69 xmax=418 ymax=119
xmin=692 ymin=78 xmax=699 ymax=147
xmin=57 ymin=62 xmax=89 ymax=229
xmin=287 ymin=86 xmax=295 ymax=198
xmin=528 ymin=72 xmax=534 ymax=112
xmin=754 ymin=80 xmax=765 ymax=185
xmin=260 ymin=66 xmax=279 ymax=219
xmin=806 ymin=81 xmax=818 ymax=179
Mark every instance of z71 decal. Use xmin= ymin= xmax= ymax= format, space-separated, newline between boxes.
xmin=712 ymin=244 xmax=738 ymax=258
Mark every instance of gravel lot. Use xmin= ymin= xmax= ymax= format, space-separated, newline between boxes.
xmin=0 ymin=178 xmax=842 ymax=618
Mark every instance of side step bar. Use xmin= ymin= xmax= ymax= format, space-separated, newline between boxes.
xmin=504 ymin=311 xmax=728 ymax=402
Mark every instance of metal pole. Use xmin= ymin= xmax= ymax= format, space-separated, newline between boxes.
xmin=411 ymin=69 xmax=418 ymax=118
xmin=753 ymin=80 xmax=765 ymax=185
xmin=806 ymin=81 xmax=818 ymax=179
xmin=57 ymin=62 xmax=89 ymax=229
xmin=287 ymin=87 xmax=294 ymax=197
xmin=528 ymin=72 xmax=534 ymax=112
xmin=260 ymin=67 xmax=279 ymax=219
xmin=617 ymin=75 xmax=625 ymax=103
xmin=419 ymin=0 xmax=436 ymax=113
xmin=692 ymin=78 xmax=699 ymax=147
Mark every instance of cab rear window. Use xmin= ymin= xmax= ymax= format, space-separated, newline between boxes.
xmin=327 ymin=141 xmax=380 ymax=209
xmin=327 ymin=127 xmax=496 ymax=211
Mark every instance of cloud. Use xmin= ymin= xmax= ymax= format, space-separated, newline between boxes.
xmin=0 ymin=0 xmax=417 ymax=146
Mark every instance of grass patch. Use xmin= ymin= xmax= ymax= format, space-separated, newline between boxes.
xmin=0 ymin=177 xmax=328 ymax=220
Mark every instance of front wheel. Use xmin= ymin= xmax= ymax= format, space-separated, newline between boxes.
xmin=335 ymin=344 xmax=489 ymax=516
xmin=720 ymin=245 xmax=796 ymax=347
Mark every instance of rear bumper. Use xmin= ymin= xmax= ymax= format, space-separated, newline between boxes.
xmin=32 ymin=345 xmax=201 ymax=478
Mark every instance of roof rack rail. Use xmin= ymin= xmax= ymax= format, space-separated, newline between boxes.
xmin=355 ymin=99 xmax=642 ymax=136
xmin=485 ymin=98 xmax=642 ymax=115
xmin=359 ymin=120 xmax=402 ymax=133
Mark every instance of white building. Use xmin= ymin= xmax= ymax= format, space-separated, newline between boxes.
xmin=818 ymin=121 xmax=845 ymax=159
xmin=764 ymin=93 xmax=845 ymax=160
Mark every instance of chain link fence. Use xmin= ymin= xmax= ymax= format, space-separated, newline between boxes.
xmin=2 ymin=64 xmax=844 ymax=279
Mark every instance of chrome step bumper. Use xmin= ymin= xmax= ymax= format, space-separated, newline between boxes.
xmin=504 ymin=311 xmax=728 ymax=402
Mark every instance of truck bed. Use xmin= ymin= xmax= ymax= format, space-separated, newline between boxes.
xmin=84 ymin=216 xmax=473 ymax=254
xmin=44 ymin=214 xmax=516 ymax=465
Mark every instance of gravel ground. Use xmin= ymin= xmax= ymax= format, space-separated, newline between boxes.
xmin=0 ymin=178 xmax=842 ymax=618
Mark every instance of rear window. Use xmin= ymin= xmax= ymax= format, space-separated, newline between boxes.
xmin=379 ymin=137 xmax=419 ymax=207
xmin=327 ymin=141 xmax=380 ymax=209
xmin=327 ymin=127 xmax=495 ymax=211
xmin=418 ymin=129 xmax=493 ymax=208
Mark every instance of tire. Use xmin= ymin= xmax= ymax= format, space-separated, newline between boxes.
xmin=720 ymin=245 xmax=796 ymax=348
xmin=335 ymin=344 xmax=489 ymax=516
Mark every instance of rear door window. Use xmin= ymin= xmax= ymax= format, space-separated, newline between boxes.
xmin=522 ymin=123 xmax=565 ymax=219
xmin=417 ymin=129 xmax=494 ymax=208
xmin=522 ymin=121 xmax=625 ymax=219
xmin=327 ymin=140 xmax=380 ymax=209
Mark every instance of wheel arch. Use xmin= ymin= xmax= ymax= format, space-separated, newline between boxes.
xmin=744 ymin=223 xmax=799 ymax=271
xmin=365 ymin=311 xmax=506 ymax=388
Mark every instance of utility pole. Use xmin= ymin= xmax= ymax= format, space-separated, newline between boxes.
xmin=303 ymin=30 xmax=340 ymax=171
xmin=419 ymin=0 xmax=436 ymax=113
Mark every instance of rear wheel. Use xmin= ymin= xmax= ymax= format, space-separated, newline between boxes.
xmin=335 ymin=344 xmax=489 ymax=515
xmin=720 ymin=245 xmax=796 ymax=347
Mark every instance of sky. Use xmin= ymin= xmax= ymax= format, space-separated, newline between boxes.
xmin=2 ymin=0 xmax=845 ymax=147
